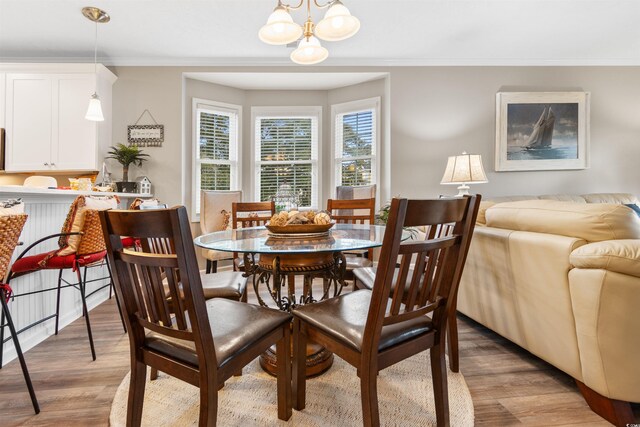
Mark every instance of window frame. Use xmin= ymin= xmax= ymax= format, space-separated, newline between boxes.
xmin=251 ymin=106 xmax=322 ymax=210
xmin=331 ymin=97 xmax=380 ymax=200
xmin=191 ymin=97 xmax=242 ymax=219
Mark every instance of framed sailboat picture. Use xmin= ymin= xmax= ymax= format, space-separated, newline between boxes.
xmin=495 ymin=92 xmax=590 ymax=171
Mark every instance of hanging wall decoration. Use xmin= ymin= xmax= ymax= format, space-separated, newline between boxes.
xmin=128 ymin=109 xmax=164 ymax=147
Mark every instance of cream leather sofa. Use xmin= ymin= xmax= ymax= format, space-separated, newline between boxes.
xmin=457 ymin=193 xmax=640 ymax=425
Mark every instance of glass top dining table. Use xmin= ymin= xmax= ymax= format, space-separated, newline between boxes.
xmin=193 ymin=223 xmax=388 ymax=255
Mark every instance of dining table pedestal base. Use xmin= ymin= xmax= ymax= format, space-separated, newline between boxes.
xmin=260 ymin=340 xmax=334 ymax=378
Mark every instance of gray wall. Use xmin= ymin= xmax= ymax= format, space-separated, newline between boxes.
xmin=111 ymin=66 xmax=640 ymax=213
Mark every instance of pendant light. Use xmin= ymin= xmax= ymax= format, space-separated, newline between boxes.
xmin=82 ymin=7 xmax=110 ymax=122
xmin=259 ymin=4 xmax=303 ymax=45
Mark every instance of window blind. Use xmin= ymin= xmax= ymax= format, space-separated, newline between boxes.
xmin=255 ymin=116 xmax=318 ymax=208
xmin=194 ymin=104 xmax=239 ymax=215
xmin=335 ymin=108 xmax=376 ymax=187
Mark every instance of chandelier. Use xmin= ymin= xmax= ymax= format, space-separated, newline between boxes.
xmin=259 ymin=0 xmax=360 ymax=65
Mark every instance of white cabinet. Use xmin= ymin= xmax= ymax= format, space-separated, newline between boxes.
xmin=2 ymin=65 xmax=115 ymax=173
xmin=5 ymin=74 xmax=55 ymax=171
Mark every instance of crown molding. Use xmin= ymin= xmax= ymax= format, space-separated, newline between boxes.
xmin=3 ymin=56 xmax=640 ymax=67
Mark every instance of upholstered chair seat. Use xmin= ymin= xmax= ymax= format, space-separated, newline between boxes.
xmin=145 ymin=298 xmax=290 ymax=368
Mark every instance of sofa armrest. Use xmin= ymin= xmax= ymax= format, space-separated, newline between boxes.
xmin=570 ymin=239 xmax=640 ymax=278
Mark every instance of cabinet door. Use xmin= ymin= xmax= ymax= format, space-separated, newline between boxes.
xmin=52 ymin=75 xmax=97 ymax=171
xmin=5 ymin=74 xmax=53 ymax=171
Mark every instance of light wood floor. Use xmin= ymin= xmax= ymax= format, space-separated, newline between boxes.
xmin=1 ymin=292 xmax=638 ymax=426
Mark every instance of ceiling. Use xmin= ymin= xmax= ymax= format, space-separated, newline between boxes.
xmin=184 ymin=72 xmax=388 ymax=90
xmin=1 ymin=0 xmax=640 ymax=66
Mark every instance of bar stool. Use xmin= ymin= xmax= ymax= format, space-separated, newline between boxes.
xmin=4 ymin=195 xmax=119 ymax=362
xmin=0 ymin=210 xmax=39 ymax=414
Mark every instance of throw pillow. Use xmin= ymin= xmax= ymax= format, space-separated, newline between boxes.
xmin=624 ymin=203 xmax=640 ymax=218
xmin=58 ymin=195 xmax=119 ymax=256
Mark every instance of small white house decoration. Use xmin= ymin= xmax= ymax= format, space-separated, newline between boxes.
xmin=135 ymin=176 xmax=152 ymax=195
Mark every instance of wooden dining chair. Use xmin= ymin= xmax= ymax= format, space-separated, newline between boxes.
xmin=231 ymin=201 xmax=275 ymax=272
xmin=352 ymin=220 xmax=467 ymax=373
xmin=100 ymin=206 xmax=292 ymax=426
xmin=292 ymin=196 xmax=480 ymax=427
xmin=326 ymin=197 xmax=376 ymax=282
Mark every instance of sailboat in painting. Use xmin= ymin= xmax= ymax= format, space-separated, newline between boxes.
xmin=524 ymin=106 xmax=555 ymax=150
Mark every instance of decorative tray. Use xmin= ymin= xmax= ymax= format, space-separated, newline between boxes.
xmin=265 ymin=223 xmax=334 ymax=235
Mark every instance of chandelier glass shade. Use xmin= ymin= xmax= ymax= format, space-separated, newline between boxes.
xmin=259 ymin=0 xmax=360 ymax=65
xmin=259 ymin=6 xmax=303 ymax=45
xmin=314 ymin=1 xmax=360 ymax=41
xmin=290 ymin=36 xmax=329 ymax=64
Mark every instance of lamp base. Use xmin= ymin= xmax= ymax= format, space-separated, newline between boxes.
xmin=455 ymin=184 xmax=470 ymax=197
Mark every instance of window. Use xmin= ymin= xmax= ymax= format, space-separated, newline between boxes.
xmin=253 ymin=107 xmax=321 ymax=209
xmin=333 ymin=97 xmax=379 ymax=189
xmin=193 ymin=99 xmax=241 ymax=216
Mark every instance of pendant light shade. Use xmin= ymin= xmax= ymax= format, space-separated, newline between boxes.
xmin=85 ymin=93 xmax=104 ymax=121
xmin=290 ymin=36 xmax=329 ymax=65
xmin=259 ymin=5 xmax=303 ymax=45
xmin=315 ymin=0 xmax=360 ymax=41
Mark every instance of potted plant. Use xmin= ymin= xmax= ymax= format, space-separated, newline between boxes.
xmin=106 ymin=143 xmax=149 ymax=193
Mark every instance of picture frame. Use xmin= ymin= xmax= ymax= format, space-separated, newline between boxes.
xmin=127 ymin=124 xmax=164 ymax=147
xmin=495 ymin=92 xmax=590 ymax=171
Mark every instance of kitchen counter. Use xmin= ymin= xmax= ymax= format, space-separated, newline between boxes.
xmin=0 ymin=185 xmax=151 ymax=199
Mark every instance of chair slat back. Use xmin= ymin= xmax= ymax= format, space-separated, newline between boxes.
xmin=100 ymin=208 xmax=215 ymax=365
xmin=0 ymin=214 xmax=27 ymax=282
xmin=327 ymin=198 xmax=376 ymax=258
xmin=232 ymin=201 xmax=275 ymax=229
xmin=364 ymin=196 xmax=480 ymax=353
xmin=327 ymin=198 xmax=376 ymax=225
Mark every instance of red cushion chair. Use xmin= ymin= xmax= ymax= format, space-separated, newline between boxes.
xmin=5 ymin=195 xmax=122 ymax=362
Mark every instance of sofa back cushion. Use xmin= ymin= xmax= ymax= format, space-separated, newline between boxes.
xmin=581 ymin=193 xmax=639 ymax=204
xmin=485 ymin=199 xmax=640 ymax=242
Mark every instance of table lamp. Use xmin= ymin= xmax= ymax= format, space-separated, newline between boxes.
xmin=440 ymin=152 xmax=488 ymax=197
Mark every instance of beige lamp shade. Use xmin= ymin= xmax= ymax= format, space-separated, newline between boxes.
xmin=440 ymin=152 xmax=488 ymax=196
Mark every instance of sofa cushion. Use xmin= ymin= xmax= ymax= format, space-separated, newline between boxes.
xmin=570 ymin=240 xmax=640 ymax=277
xmin=485 ymin=200 xmax=640 ymax=242
xmin=581 ymin=193 xmax=639 ymax=204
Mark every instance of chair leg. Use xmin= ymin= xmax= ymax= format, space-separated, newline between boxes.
xmin=1 ymin=294 xmax=40 ymax=414
xmin=77 ymin=268 xmax=96 ymax=361
xmin=211 ymin=260 xmax=218 ymax=274
xmin=0 ymin=301 xmax=5 ymax=368
xmin=198 ymin=369 xmax=218 ymax=426
xmin=54 ymin=269 xmax=63 ymax=334
xmin=292 ymin=317 xmax=307 ymax=410
xmin=360 ymin=366 xmax=380 ymax=427
xmin=431 ymin=343 xmax=450 ymax=427
xmin=105 ymin=261 xmax=126 ymax=334
xmin=205 ymin=259 xmax=212 ymax=274
xmin=276 ymin=324 xmax=292 ymax=421
xmin=447 ymin=310 xmax=459 ymax=373
xmin=127 ymin=360 xmax=147 ymax=426
xmin=150 ymin=367 xmax=158 ymax=381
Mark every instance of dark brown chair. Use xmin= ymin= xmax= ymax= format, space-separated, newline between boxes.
xmin=352 ymin=221 xmax=466 ymax=373
xmin=326 ymin=197 xmax=376 ymax=281
xmin=231 ymin=201 xmax=275 ymax=272
xmin=292 ymin=196 xmax=480 ymax=427
xmin=100 ymin=207 xmax=292 ymax=426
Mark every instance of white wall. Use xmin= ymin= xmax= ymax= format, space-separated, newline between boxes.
xmin=110 ymin=66 xmax=640 ymax=213
xmin=389 ymin=67 xmax=640 ymax=198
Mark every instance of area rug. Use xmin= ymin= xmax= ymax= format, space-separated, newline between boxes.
xmin=109 ymin=352 xmax=474 ymax=426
